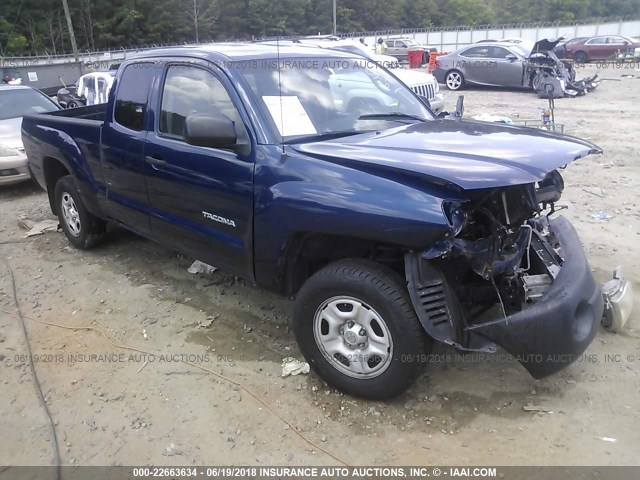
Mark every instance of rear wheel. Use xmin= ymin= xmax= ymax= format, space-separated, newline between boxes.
xmin=293 ymin=259 xmax=430 ymax=399
xmin=445 ymin=70 xmax=465 ymax=91
xmin=573 ymin=51 xmax=588 ymax=63
xmin=54 ymin=175 xmax=105 ymax=249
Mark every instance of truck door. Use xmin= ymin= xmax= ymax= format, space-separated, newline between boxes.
xmin=101 ymin=62 xmax=158 ymax=235
xmin=144 ymin=61 xmax=255 ymax=278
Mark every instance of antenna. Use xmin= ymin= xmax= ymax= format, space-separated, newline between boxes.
xmin=276 ymin=34 xmax=285 ymax=153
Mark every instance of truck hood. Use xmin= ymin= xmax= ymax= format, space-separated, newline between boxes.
xmin=291 ymin=119 xmax=602 ymax=190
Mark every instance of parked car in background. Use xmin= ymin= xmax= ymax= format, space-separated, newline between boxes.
xmin=385 ymin=38 xmax=436 ymax=61
xmin=553 ymin=37 xmax=588 ymax=59
xmin=0 ymin=85 xmax=60 ymax=185
xmin=564 ymin=35 xmax=640 ymax=62
xmin=433 ymin=39 xmax=598 ymax=97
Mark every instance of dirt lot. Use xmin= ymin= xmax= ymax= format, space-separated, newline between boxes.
xmin=1 ymin=64 xmax=639 ymax=469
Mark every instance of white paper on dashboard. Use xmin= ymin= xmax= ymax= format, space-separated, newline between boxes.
xmin=262 ymin=95 xmax=317 ymax=137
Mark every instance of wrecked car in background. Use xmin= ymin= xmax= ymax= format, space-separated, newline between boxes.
xmin=433 ymin=38 xmax=599 ymax=97
xmin=22 ymin=44 xmax=614 ymax=399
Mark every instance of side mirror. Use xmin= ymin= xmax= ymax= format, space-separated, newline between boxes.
xmin=184 ymin=113 xmax=237 ymax=149
xmin=505 ymin=54 xmax=517 ymax=61
xmin=454 ymin=95 xmax=464 ymax=119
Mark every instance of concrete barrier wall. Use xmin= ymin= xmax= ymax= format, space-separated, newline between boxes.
xmin=360 ymin=19 xmax=640 ymax=52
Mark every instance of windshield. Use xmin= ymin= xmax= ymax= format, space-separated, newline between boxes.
xmin=0 ymin=88 xmax=58 ymax=120
xmin=236 ymin=57 xmax=433 ymax=142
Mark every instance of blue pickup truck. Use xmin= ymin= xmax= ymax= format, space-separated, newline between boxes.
xmin=22 ymin=44 xmax=605 ymax=399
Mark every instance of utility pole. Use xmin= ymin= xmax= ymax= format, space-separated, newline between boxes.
xmin=193 ymin=0 xmax=199 ymax=43
xmin=332 ymin=0 xmax=337 ymax=35
xmin=61 ymin=0 xmax=79 ymax=61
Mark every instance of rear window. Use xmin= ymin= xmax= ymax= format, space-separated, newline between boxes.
xmin=114 ymin=63 xmax=155 ymax=131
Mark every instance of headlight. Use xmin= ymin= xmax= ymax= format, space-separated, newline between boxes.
xmin=434 ymin=81 xmax=440 ymax=94
xmin=0 ymin=145 xmax=22 ymax=158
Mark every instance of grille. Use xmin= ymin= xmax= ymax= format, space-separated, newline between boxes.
xmin=411 ymin=83 xmax=435 ymax=100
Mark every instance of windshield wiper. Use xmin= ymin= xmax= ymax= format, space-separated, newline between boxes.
xmin=357 ymin=112 xmax=427 ymax=122
xmin=283 ymin=130 xmax=368 ymax=144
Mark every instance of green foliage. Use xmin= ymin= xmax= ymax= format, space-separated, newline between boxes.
xmin=0 ymin=0 xmax=638 ymax=56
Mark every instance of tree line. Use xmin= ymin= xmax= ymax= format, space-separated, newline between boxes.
xmin=1 ymin=0 xmax=639 ymax=56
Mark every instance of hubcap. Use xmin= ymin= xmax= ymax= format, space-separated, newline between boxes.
xmin=446 ymin=72 xmax=461 ymax=90
xmin=313 ymin=296 xmax=393 ymax=379
xmin=61 ymin=192 xmax=81 ymax=237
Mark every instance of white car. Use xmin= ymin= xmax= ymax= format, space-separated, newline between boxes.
xmin=298 ymin=39 xmax=445 ymax=114
xmin=0 ymin=85 xmax=60 ymax=185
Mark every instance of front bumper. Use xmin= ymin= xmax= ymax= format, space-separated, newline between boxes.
xmin=468 ymin=216 xmax=603 ymax=378
xmin=406 ymin=216 xmax=603 ymax=379
xmin=428 ymin=94 xmax=445 ymax=114
xmin=0 ymin=150 xmax=31 ymax=186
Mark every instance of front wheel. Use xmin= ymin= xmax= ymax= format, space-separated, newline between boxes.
xmin=445 ymin=70 xmax=465 ymax=91
xmin=54 ymin=175 xmax=105 ymax=249
xmin=293 ymin=259 xmax=430 ymax=399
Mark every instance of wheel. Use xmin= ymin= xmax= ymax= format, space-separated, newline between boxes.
xmin=293 ymin=259 xmax=430 ymax=399
xmin=573 ymin=51 xmax=588 ymax=63
xmin=445 ymin=70 xmax=465 ymax=91
xmin=54 ymin=175 xmax=105 ymax=249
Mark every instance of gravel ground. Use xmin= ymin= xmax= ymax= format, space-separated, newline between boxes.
xmin=0 ymin=64 xmax=638 ymax=469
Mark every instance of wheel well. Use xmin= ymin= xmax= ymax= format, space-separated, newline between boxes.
xmin=43 ymin=157 xmax=70 ymax=214
xmin=282 ymin=232 xmax=407 ymax=296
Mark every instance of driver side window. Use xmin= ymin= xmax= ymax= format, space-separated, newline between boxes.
xmin=159 ymin=65 xmax=248 ymax=149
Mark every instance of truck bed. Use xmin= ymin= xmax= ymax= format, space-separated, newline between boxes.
xmin=22 ymin=103 xmax=107 ymax=196
xmin=47 ymin=103 xmax=106 ymax=121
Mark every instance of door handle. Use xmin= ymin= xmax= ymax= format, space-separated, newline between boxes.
xmin=145 ymin=155 xmax=166 ymax=167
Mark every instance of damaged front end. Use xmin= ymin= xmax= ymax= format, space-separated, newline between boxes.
xmin=405 ymin=170 xmax=604 ymax=378
xmin=527 ymin=38 xmax=599 ymax=98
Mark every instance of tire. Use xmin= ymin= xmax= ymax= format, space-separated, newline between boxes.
xmin=573 ymin=51 xmax=588 ymax=63
xmin=54 ymin=175 xmax=105 ymax=249
xmin=445 ymin=70 xmax=465 ymax=91
xmin=293 ymin=259 xmax=430 ymax=399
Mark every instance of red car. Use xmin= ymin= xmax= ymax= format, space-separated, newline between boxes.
xmin=565 ymin=35 xmax=640 ymax=62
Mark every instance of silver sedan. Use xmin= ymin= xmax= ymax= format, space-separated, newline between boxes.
xmin=432 ymin=43 xmax=533 ymax=91
xmin=0 ymin=85 xmax=60 ymax=185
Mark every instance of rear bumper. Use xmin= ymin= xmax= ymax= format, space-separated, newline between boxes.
xmin=432 ymin=67 xmax=447 ymax=84
xmin=469 ymin=216 xmax=603 ymax=378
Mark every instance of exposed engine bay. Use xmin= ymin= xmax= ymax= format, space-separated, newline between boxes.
xmin=527 ymin=38 xmax=599 ymax=98
xmin=405 ymin=168 xmax=605 ymax=377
